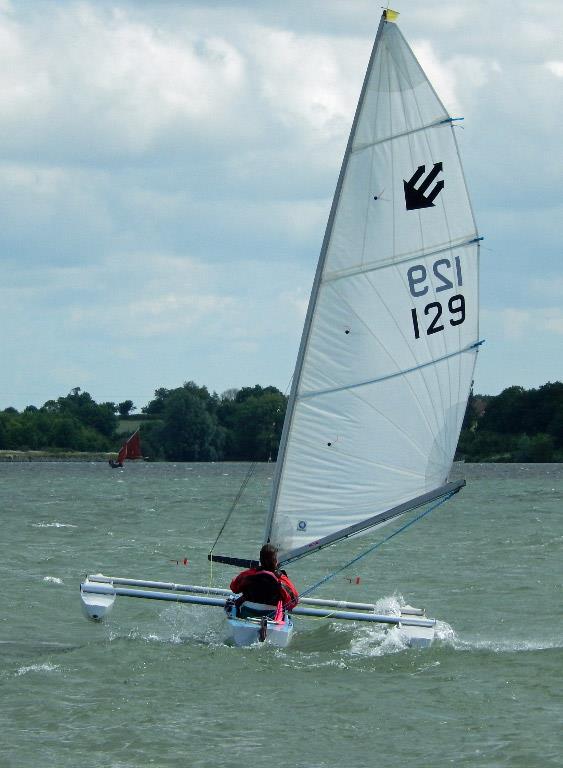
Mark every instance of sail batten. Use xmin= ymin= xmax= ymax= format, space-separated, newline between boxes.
xmin=324 ymin=236 xmax=482 ymax=283
xmin=352 ymin=116 xmax=458 ymax=153
xmin=266 ymin=14 xmax=479 ymax=555
xmin=298 ymin=341 xmax=482 ymax=400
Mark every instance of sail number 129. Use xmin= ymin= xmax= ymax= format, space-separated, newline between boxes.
xmin=411 ymin=295 xmax=465 ymax=338
xmin=407 ymin=257 xmax=466 ymax=339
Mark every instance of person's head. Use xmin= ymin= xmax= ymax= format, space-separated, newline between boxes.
xmin=259 ymin=543 xmax=278 ymax=571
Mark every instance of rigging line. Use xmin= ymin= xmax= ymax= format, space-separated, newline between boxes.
xmin=298 ymin=490 xmax=456 ymax=599
xmin=283 ymin=374 xmax=293 ymax=398
xmin=208 ymin=462 xmax=257 ymax=557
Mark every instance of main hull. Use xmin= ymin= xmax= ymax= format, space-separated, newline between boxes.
xmin=226 ymin=609 xmax=293 ymax=648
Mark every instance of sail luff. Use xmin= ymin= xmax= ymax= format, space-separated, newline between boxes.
xmin=263 ymin=12 xmax=389 ymax=545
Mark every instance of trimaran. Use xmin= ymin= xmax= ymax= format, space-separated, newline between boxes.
xmin=81 ymin=9 xmax=481 ymax=648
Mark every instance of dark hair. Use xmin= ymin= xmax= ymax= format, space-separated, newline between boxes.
xmin=259 ymin=543 xmax=278 ymax=571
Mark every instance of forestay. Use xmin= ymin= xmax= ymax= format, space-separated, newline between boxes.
xmin=266 ymin=14 xmax=481 ymax=559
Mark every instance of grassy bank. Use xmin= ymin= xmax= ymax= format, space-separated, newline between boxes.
xmin=0 ymin=450 xmax=113 ymax=462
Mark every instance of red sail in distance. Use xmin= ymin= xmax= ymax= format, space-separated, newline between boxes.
xmin=117 ymin=430 xmax=142 ymax=463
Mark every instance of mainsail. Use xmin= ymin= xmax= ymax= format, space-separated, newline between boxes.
xmin=117 ymin=430 xmax=142 ymax=464
xmin=266 ymin=12 xmax=481 ymax=562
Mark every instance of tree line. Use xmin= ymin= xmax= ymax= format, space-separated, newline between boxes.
xmin=1 ymin=381 xmax=562 ymax=462
xmin=0 ymin=383 xmax=287 ymax=461
xmin=458 ymin=382 xmax=563 ymax=462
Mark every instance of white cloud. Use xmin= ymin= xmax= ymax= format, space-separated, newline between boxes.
xmin=1 ymin=249 xmax=310 ymax=344
xmin=1 ymin=0 xmax=563 ymax=408
xmin=249 ymin=26 xmax=363 ymax=140
xmin=0 ymin=4 xmax=248 ymax=158
xmin=482 ymin=307 xmax=563 ymax=341
xmin=413 ymin=41 xmax=497 ymax=114
xmin=0 ymin=14 xmax=51 ymax=123
xmin=545 ymin=61 xmax=563 ymax=77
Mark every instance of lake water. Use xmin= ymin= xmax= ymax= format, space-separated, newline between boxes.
xmin=1 ymin=462 xmax=562 ymax=767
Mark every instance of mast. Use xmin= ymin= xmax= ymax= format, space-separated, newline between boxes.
xmin=264 ymin=11 xmax=389 ymax=544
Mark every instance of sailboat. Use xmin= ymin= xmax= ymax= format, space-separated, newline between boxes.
xmin=81 ymin=10 xmax=481 ymax=648
xmin=108 ymin=429 xmax=142 ymax=468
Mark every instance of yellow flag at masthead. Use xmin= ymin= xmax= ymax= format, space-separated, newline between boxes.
xmin=384 ymin=8 xmax=400 ymax=22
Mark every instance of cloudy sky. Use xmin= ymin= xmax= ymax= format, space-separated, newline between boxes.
xmin=1 ymin=0 xmax=562 ymax=411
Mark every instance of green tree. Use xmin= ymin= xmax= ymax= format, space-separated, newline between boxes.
xmin=229 ymin=390 xmax=287 ymax=460
xmin=479 ymin=386 xmax=526 ymax=434
xmin=44 ymin=390 xmax=117 ymax=438
xmin=514 ymin=433 xmax=555 ymax=462
xmin=548 ymin=408 xmax=563 ymax=449
xmin=136 ymin=420 xmax=165 ymax=461
xmin=160 ymin=389 xmax=225 ymax=461
xmin=456 ymin=429 xmax=514 ymax=462
xmin=118 ymin=400 xmax=135 ymax=418
xmin=142 ymin=388 xmax=171 ymax=416
xmin=524 ymin=382 xmax=563 ymax=437
xmin=461 ymin=391 xmax=477 ymax=432
xmin=0 ymin=414 xmax=7 ymax=448
xmin=49 ymin=417 xmax=82 ymax=450
xmin=234 ymin=385 xmax=282 ymax=404
xmin=5 ymin=415 xmax=40 ymax=450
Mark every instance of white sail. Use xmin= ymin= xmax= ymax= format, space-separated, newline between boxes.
xmin=267 ymin=14 xmax=481 ymax=558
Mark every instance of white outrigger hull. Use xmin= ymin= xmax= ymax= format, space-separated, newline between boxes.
xmin=394 ymin=614 xmax=435 ymax=649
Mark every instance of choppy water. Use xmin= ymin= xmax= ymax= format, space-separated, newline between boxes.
xmin=1 ymin=462 xmax=562 ymax=767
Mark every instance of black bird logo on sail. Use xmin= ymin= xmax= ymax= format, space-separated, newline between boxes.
xmin=403 ymin=162 xmax=444 ymax=210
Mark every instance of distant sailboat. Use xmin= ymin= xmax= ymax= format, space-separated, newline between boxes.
xmin=82 ymin=9 xmax=481 ymax=647
xmin=109 ymin=429 xmax=142 ymax=468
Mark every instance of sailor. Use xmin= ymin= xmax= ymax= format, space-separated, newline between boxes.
xmin=229 ymin=543 xmax=298 ymax=614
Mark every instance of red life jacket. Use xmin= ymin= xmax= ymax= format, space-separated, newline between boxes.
xmin=230 ymin=568 xmax=298 ymax=609
xmin=278 ymin=572 xmax=299 ymax=610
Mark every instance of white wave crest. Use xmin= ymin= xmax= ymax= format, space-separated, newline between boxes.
xmin=453 ymin=636 xmax=563 ymax=653
xmin=434 ymin=619 xmax=457 ymax=644
xmin=16 ymin=663 xmax=60 ymax=676
xmin=43 ymin=576 xmax=63 ymax=584
xmin=350 ymin=621 xmax=419 ymax=656
xmin=373 ymin=594 xmax=403 ymax=616
xmin=32 ymin=522 xmax=77 ymax=529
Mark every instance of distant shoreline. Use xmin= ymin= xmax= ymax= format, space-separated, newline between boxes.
xmin=1 ymin=451 xmax=562 ymax=466
xmin=0 ymin=450 xmax=114 ymax=462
